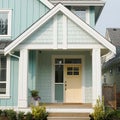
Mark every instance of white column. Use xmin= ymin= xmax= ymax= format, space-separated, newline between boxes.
xmin=18 ymin=49 xmax=28 ymax=108
xmin=92 ymin=48 xmax=102 ymax=106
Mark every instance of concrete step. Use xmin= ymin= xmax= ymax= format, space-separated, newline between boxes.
xmin=48 ymin=112 xmax=90 ymax=120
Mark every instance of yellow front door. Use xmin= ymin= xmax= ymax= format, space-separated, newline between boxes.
xmin=64 ymin=64 xmax=82 ymax=103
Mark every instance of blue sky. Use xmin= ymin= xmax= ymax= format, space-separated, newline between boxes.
xmin=95 ymin=0 xmax=120 ymax=36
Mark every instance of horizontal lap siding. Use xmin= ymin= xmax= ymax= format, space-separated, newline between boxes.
xmin=36 ymin=51 xmax=92 ymax=103
xmin=0 ymin=0 xmax=49 ymax=40
xmin=0 ymin=57 xmax=19 ymax=106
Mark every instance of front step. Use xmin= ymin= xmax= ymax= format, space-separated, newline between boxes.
xmin=48 ymin=113 xmax=90 ymax=120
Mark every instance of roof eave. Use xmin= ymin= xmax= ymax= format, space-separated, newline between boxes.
xmin=49 ymin=1 xmax=105 ymax=6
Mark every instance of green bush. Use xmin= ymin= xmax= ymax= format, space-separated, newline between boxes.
xmin=91 ymin=97 xmax=105 ymax=120
xmin=6 ymin=109 xmax=17 ymax=120
xmin=17 ymin=111 xmax=25 ymax=120
xmin=25 ymin=112 xmax=33 ymax=120
xmin=90 ymin=97 xmax=120 ymax=120
xmin=31 ymin=105 xmax=48 ymax=120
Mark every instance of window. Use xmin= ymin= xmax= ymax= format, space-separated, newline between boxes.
xmin=71 ymin=7 xmax=89 ymax=23
xmin=0 ymin=55 xmax=10 ymax=98
xmin=0 ymin=10 xmax=11 ymax=37
xmin=67 ymin=67 xmax=79 ymax=75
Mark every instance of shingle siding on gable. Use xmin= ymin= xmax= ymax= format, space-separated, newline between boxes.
xmin=0 ymin=0 xmax=49 ymax=40
xmin=21 ymin=13 xmax=100 ymax=47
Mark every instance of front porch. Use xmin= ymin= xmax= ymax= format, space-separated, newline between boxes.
xmin=18 ymin=49 xmax=102 ymax=108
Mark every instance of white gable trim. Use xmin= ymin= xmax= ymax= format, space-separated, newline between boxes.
xmin=40 ymin=0 xmax=54 ymax=9
xmin=4 ymin=3 xmax=116 ymax=55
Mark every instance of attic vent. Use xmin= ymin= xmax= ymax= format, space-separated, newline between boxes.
xmin=113 ymin=28 xmax=117 ymax=31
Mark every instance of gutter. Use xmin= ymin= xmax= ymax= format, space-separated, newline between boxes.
xmin=9 ymin=52 xmax=20 ymax=59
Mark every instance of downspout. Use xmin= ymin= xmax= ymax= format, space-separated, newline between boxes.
xmin=8 ymin=52 xmax=20 ymax=59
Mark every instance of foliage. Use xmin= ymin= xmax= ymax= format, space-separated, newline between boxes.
xmin=89 ymin=97 xmax=120 ymax=120
xmin=25 ymin=112 xmax=33 ymax=120
xmin=31 ymin=90 xmax=40 ymax=101
xmin=31 ymin=90 xmax=39 ymax=98
xmin=17 ymin=111 xmax=25 ymax=120
xmin=89 ymin=97 xmax=105 ymax=120
xmin=6 ymin=109 xmax=17 ymax=120
xmin=91 ymin=97 xmax=105 ymax=120
xmin=31 ymin=105 xmax=48 ymax=120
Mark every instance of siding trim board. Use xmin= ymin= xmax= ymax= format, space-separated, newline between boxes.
xmin=4 ymin=3 xmax=116 ymax=55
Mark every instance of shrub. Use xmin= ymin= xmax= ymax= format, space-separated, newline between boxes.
xmin=31 ymin=105 xmax=48 ymax=120
xmin=6 ymin=109 xmax=17 ymax=120
xmin=92 ymin=97 xmax=105 ymax=120
xmin=17 ymin=111 xmax=25 ymax=120
xmin=25 ymin=112 xmax=33 ymax=120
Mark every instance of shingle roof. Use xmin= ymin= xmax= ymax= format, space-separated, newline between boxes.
xmin=0 ymin=41 xmax=11 ymax=49
xmin=103 ymin=28 xmax=120 ymax=69
xmin=107 ymin=28 xmax=120 ymax=47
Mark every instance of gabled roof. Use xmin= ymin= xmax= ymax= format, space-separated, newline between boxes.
xmin=4 ymin=3 xmax=116 ymax=55
xmin=40 ymin=0 xmax=54 ymax=9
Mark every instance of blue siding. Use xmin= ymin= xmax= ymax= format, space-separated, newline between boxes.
xmin=0 ymin=56 xmax=19 ymax=106
xmin=0 ymin=0 xmax=50 ymax=40
xmin=90 ymin=6 xmax=95 ymax=27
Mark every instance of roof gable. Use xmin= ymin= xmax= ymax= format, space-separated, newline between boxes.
xmin=21 ymin=12 xmax=101 ymax=47
xmin=4 ymin=3 xmax=116 ymax=54
xmin=40 ymin=0 xmax=54 ymax=9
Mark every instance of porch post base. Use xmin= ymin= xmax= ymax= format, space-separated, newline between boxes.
xmin=18 ymin=99 xmax=28 ymax=108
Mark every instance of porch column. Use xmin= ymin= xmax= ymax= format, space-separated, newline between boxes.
xmin=92 ymin=48 xmax=102 ymax=106
xmin=18 ymin=49 xmax=28 ymax=108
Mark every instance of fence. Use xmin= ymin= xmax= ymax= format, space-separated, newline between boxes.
xmin=102 ymin=84 xmax=116 ymax=109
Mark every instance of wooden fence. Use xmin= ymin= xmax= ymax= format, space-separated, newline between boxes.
xmin=102 ymin=84 xmax=116 ymax=109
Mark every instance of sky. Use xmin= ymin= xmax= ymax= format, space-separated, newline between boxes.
xmin=95 ymin=0 xmax=120 ymax=36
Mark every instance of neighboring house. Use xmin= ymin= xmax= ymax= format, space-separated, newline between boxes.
xmin=0 ymin=0 xmax=116 ymax=113
xmin=102 ymin=28 xmax=120 ymax=107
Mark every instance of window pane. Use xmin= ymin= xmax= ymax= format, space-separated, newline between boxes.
xmin=72 ymin=7 xmax=86 ymax=21
xmin=55 ymin=84 xmax=63 ymax=102
xmin=0 ymin=83 xmax=6 ymax=94
xmin=1 ymin=56 xmax=6 ymax=68
xmin=65 ymin=59 xmax=81 ymax=64
xmin=0 ymin=13 xmax=8 ymax=35
xmin=0 ymin=69 xmax=6 ymax=81
xmin=55 ymin=65 xmax=63 ymax=83
xmin=55 ymin=59 xmax=63 ymax=64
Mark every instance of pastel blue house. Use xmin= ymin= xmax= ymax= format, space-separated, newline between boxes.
xmin=0 ymin=0 xmax=116 ymax=112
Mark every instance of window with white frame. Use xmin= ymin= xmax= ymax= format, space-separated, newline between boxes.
xmin=0 ymin=55 xmax=10 ymax=97
xmin=0 ymin=10 xmax=11 ymax=37
xmin=71 ymin=7 xmax=89 ymax=23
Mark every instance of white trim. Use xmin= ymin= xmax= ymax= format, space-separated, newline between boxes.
xmin=18 ymin=49 xmax=28 ymax=108
xmin=0 ymin=56 xmax=10 ymax=98
xmin=52 ymin=55 xmax=85 ymax=103
xmin=53 ymin=15 xmax=57 ymax=49
xmin=92 ymin=48 xmax=102 ymax=106
xmin=63 ymin=15 xmax=67 ymax=49
xmin=86 ymin=7 xmax=90 ymax=24
xmin=49 ymin=0 xmax=105 ymax=6
xmin=4 ymin=3 xmax=116 ymax=54
xmin=40 ymin=0 xmax=54 ymax=9
xmin=17 ymin=44 xmax=105 ymax=50
xmin=0 ymin=10 xmax=12 ymax=38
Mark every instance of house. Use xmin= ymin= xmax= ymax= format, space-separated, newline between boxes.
xmin=0 ymin=0 xmax=116 ymax=113
xmin=102 ymin=28 xmax=120 ymax=107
